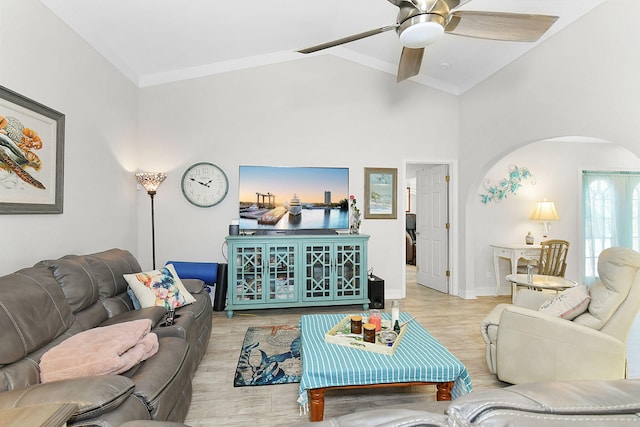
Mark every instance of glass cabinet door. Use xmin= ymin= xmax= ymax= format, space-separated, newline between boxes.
xmin=335 ymin=243 xmax=363 ymax=298
xmin=302 ymin=243 xmax=333 ymax=301
xmin=266 ymin=244 xmax=297 ymax=302
xmin=234 ymin=245 xmax=264 ymax=303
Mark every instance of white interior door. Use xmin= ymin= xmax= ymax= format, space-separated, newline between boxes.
xmin=416 ymin=165 xmax=449 ymax=293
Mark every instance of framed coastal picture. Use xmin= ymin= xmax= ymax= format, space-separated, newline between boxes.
xmin=0 ymin=85 xmax=65 ymax=214
xmin=364 ymin=167 xmax=397 ymax=219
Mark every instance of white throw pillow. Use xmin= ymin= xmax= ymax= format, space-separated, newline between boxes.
xmin=539 ymin=285 xmax=591 ymax=320
xmin=124 ymin=264 xmax=195 ymax=309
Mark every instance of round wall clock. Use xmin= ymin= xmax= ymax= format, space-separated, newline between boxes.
xmin=181 ymin=162 xmax=229 ymax=207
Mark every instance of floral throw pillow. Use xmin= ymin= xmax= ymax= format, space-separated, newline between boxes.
xmin=124 ymin=264 xmax=195 ymax=310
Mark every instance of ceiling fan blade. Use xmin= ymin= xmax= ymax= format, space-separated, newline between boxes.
xmin=441 ymin=0 xmax=473 ymax=10
xmin=445 ymin=11 xmax=559 ymax=42
xmin=397 ymin=47 xmax=425 ymax=82
xmin=298 ymin=25 xmax=397 ymax=54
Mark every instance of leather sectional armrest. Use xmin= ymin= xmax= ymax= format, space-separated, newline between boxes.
xmin=496 ymin=306 xmax=626 ymax=383
xmin=0 ymin=403 xmax=77 ymax=427
xmin=154 ymin=311 xmax=195 ymax=342
xmin=295 ymin=408 xmax=448 ymax=427
xmin=0 ymin=375 xmax=135 ymax=422
xmin=182 ymin=278 xmax=205 ymax=294
xmin=447 ymin=380 xmax=640 ymax=425
xmin=100 ymin=306 xmax=167 ymax=328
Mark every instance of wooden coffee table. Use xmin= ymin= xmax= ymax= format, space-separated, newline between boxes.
xmin=297 ymin=313 xmax=472 ymax=422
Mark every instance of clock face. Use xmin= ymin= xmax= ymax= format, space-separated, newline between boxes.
xmin=181 ymin=162 xmax=229 ymax=207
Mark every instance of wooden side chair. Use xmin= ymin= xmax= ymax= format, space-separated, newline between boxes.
xmin=517 ymin=239 xmax=570 ymax=277
xmin=537 ymin=239 xmax=570 ymax=277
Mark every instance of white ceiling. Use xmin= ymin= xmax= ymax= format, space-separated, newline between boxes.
xmin=40 ymin=0 xmax=604 ymax=95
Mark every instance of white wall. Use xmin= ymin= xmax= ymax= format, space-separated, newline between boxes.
xmin=136 ymin=57 xmax=459 ymax=297
xmin=0 ymin=0 xmax=139 ymax=274
xmin=0 ymin=0 xmax=460 ymax=301
xmin=6 ymin=0 xmax=639 ymax=304
xmin=472 ymin=141 xmax=640 ymax=296
xmin=458 ymin=0 xmax=640 ymax=297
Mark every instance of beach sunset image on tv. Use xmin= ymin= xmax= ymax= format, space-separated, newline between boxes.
xmin=238 ymin=166 xmax=349 ymax=231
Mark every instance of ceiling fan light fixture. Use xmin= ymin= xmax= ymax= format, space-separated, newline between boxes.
xmin=399 ymin=14 xmax=445 ymax=49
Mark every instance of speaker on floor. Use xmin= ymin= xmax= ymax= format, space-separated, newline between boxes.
xmin=213 ymin=263 xmax=228 ymax=312
xmin=368 ymin=275 xmax=385 ymax=309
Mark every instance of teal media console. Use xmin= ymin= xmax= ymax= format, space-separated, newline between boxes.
xmin=225 ymin=234 xmax=370 ymax=318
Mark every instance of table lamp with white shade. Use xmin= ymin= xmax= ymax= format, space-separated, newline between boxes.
xmin=530 ymin=199 xmax=559 ymax=238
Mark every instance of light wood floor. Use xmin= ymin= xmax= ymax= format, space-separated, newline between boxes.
xmin=184 ymin=266 xmax=510 ymax=426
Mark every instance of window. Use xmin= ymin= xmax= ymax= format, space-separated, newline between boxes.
xmin=583 ymin=171 xmax=640 ymax=282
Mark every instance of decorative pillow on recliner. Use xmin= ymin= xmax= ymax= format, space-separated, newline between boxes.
xmin=123 ymin=264 xmax=195 ymax=309
xmin=538 ymin=285 xmax=591 ymax=320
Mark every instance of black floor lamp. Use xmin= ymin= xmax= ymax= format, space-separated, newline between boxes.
xmin=135 ymin=172 xmax=167 ymax=269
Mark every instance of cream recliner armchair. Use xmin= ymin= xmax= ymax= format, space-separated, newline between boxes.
xmin=481 ymin=246 xmax=640 ymax=384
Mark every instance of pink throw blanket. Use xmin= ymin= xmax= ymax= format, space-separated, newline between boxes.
xmin=40 ymin=319 xmax=159 ymax=383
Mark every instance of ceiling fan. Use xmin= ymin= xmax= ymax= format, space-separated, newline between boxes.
xmin=298 ymin=0 xmax=559 ymax=82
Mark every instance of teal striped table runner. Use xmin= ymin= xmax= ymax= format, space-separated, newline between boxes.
xmin=297 ymin=312 xmax=472 ymax=407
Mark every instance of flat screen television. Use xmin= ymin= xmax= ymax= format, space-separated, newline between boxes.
xmin=238 ymin=165 xmax=349 ymax=234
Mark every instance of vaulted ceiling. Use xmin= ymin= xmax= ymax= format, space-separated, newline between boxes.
xmin=41 ymin=0 xmax=604 ymax=94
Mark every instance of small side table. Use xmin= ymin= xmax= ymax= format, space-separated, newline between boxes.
xmin=490 ymin=244 xmax=542 ymax=293
xmin=506 ymin=273 xmax=577 ymax=302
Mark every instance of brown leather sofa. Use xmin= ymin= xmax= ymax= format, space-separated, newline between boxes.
xmin=0 ymin=248 xmax=215 ymax=426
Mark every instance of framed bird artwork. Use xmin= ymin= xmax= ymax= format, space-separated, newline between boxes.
xmin=0 ymin=86 xmax=64 ymax=214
